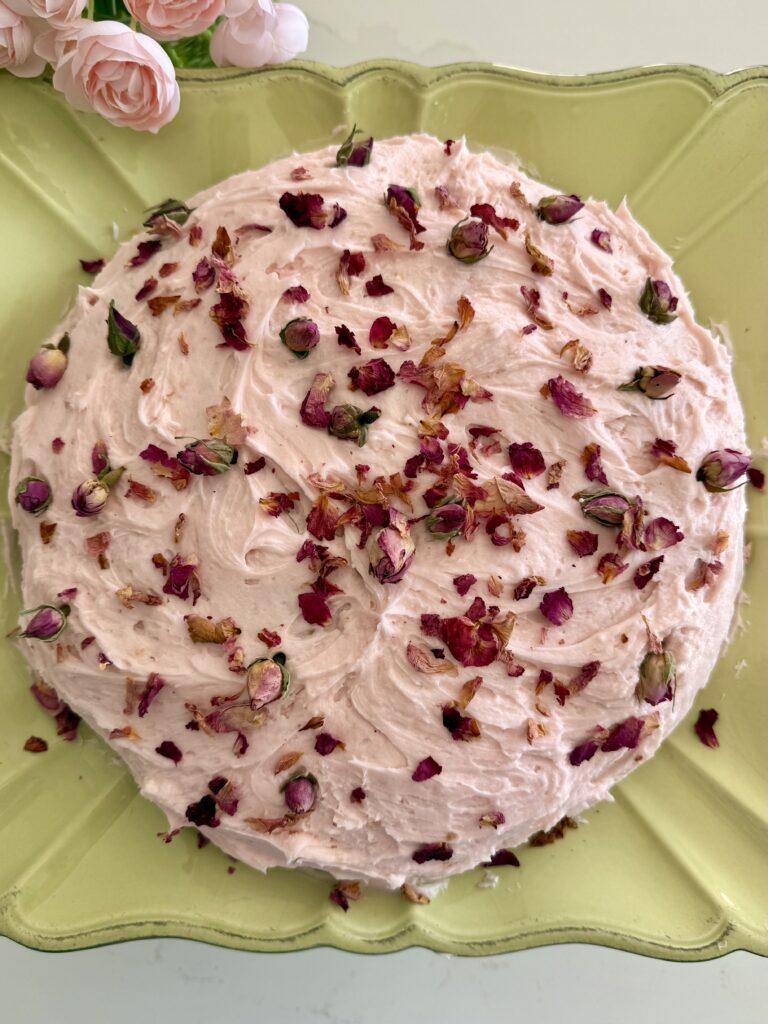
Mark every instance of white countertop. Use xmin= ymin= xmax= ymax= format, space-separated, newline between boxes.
xmin=2 ymin=1 xmax=765 ymax=1019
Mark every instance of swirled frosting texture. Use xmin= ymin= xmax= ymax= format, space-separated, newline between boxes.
xmin=9 ymin=136 xmax=747 ymax=888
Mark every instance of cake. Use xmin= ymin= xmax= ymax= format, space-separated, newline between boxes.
xmin=9 ymin=133 xmax=753 ymax=893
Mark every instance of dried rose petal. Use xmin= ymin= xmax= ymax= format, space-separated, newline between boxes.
xmin=650 ymin=437 xmax=692 ymax=474
xmin=644 ymin=517 xmax=684 ymax=551
xmin=520 ymin=286 xmax=553 ymax=331
xmin=639 ymin=277 xmax=678 ymax=324
xmin=15 ymin=477 xmax=52 ymax=516
xmin=453 ymin=574 xmax=477 ymax=596
xmin=52 ymin=437 xmax=65 ymax=453
xmin=512 ymin=576 xmax=544 ymax=601
xmin=601 ymin=716 xmax=644 ymax=752
xmin=280 ymin=317 xmax=320 ymax=359
xmin=365 ymin=274 xmax=395 ymax=297
xmin=210 ymin=291 xmax=250 ymax=350
xmin=106 ymin=302 xmax=141 ymax=367
xmin=539 ymin=588 xmax=573 ymax=626
xmin=298 ymin=590 xmax=332 ymax=627
xmin=447 ymin=218 xmax=491 ymax=263
xmin=283 ymin=773 xmax=318 ymax=814
xmin=590 ymin=229 xmax=612 ymax=253
xmin=508 ymin=442 xmax=546 ymax=479
xmin=546 ymin=376 xmax=596 ymax=418
xmin=596 ymin=552 xmax=629 ymax=583
xmin=185 ymin=614 xmax=241 ymax=644
xmin=192 ymin=257 xmax=216 ymax=293
xmin=244 ymin=457 xmax=266 ymax=475
xmin=582 ymin=443 xmax=608 ymax=485
xmin=442 ymin=703 xmax=481 ymax=741
xmin=137 ymin=673 xmax=165 ymax=717
xmin=385 ymin=184 xmax=426 ymax=250
xmin=481 ymin=849 xmax=520 ymax=867
xmin=537 ymin=194 xmax=584 ymax=224
xmin=155 ymin=740 xmax=182 ymax=763
xmin=185 ymin=795 xmax=220 ymax=829
xmin=314 ymin=732 xmax=343 ymax=756
xmin=634 ymin=555 xmax=665 ymax=591
xmin=524 ymin=231 xmax=554 ymax=275
xmin=412 ymin=756 xmax=443 ymax=782
xmin=279 ymin=192 xmax=340 ymax=230
xmin=300 ymin=371 xmax=334 ymax=428
xmin=566 ymin=530 xmax=599 ymax=557
xmin=619 ymin=365 xmax=682 ymax=399
xmin=282 ymin=284 xmax=310 ymax=303
xmin=597 ymin=288 xmax=612 ymax=309
xmin=336 ymin=124 xmax=374 ymax=167
xmin=412 ymin=842 xmax=453 ymax=864
xmin=140 ymin=444 xmax=190 ymax=490
xmin=748 ymin=467 xmax=765 ymax=491
xmin=128 ymin=239 xmax=162 ymax=268
xmin=24 ymin=735 xmax=48 ymax=753
xmin=694 ymin=708 xmax=719 ymax=748
xmin=27 ymin=335 xmax=69 ymax=390
xmin=80 ymin=257 xmax=104 ymax=274
xmin=259 ymin=490 xmax=300 ymax=517
xmin=329 ymin=880 xmax=362 ymax=912
xmin=575 ymin=487 xmax=631 ymax=527
xmin=686 ymin=558 xmax=723 ymax=592
xmin=337 ymin=249 xmax=366 ymax=295
xmin=696 ymin=449 xmax=752 ymax=492
xmin=20 ymin=604 xmax=69 ymax=642
xmin=469 ymin=202 xmax=519 ymax=239
xmin=569 ymin=739 xmax=599 ymax=766
xmin=406 ymin=642 xmax=457 ymax=675
xmin=348 ymin=357 xmax=396 ymax=396
xmin=335 ymin=323 xmax=361 ymax=355
xmin=369 ymin=316 xmax=396 ymax=347
xmin=328 ymin=404 xmax=381 ymax=447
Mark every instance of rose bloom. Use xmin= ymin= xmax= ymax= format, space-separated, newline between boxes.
xmin=124 ymin=0 xmax=226 ymax=42
xmin=0 ymin=0 xmax=46 ymax=77
xmin=211 ymin=1 xmax=308 ymax=68
xmin=4 ymin=0 xmax=85 ymax=27
xmin=50 ymin=20 xmax=180 ymax=132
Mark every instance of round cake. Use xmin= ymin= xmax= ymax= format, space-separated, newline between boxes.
xmin=10 ymin=134 xmax=751 ymax=891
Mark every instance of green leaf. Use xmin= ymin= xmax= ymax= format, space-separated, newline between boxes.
xmin=92 ymin=0 xmax=132 ymax=24
xmin=162 ymin=29 xmax=216 ymax=70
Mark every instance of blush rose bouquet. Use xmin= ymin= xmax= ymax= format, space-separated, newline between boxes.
xmin=0 ymin=0 xmax=308 ymax=131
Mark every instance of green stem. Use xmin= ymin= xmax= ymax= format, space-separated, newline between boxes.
xmin=87 ymin=0 xmax=94 ymax=17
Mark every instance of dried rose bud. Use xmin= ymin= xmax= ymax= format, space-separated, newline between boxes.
xmin=590 ymin=229 xmax=612 ymax=253
xmin=26 ymin=335 xmax=69 ymax=390
xmin=447 ymin=218 xmax=492 ymax=263
xmin=279 ymin=317 xmax=320 ymax=359
xmin=247 ymin=652 xmax=290 ymax=710
xmin=15 ymin=476 xmax=52 ymax=516
xmin=536 ymin=194 xmax=584 ymax=224
xmin=696 ymin=449 xmax=752 ymax=493
xmin=575 ymin=487 xmax=631 ymax=527
xmin=71 ymin=472 xmax=122 ymax=517
xmin=327 ymin=404 xmax=381 ymax=447
xmin=335 ymin=124 xmax=374 ymax=167
xmin=20 ymin=603 xmax=69 ymax=642
xmin=425 ymin=498 xmax=466 ymax=540
xmin=176 ymin=437 xmax=237 ymax=475
xmin=106 ymin=301 xmax=141 ymax=367
xmin=368 ymin=509 xmax=415 ymax=584
xmin=618 ymin=365 xmax=682 ymax=399
xmin=639 ymin=277 xmax=678 ymax=324
xmin=143 ymin=197 xmax=193 ymax=229
xmin=282 ymin=773 xmax=318 ymax=815
xmin=637 ymin=648 xmax=676 ymax=705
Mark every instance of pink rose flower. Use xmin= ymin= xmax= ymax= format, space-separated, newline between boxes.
xmin=211 ymin=1 xmax=308 ymax=68
xmin=0 ymin=0 xmax=46 ymax=77
xmin=4 ymin=0 xmax=85 ymax=28
xmin=51 ymin=21 xmax=180 ymax=133
xmin=124 ymin=0 xmax=226 ymax=42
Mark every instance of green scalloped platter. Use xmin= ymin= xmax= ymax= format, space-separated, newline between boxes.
xmin=0 ymin=62 xmax=766 ymax=958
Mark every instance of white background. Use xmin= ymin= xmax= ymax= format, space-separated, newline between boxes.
xmin=2 ymin=1 xmax=766 ymax=1019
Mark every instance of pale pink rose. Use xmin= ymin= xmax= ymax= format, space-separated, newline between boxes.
xmin=34 ymin=14 xmax=85 ymax=63
xmin=51 ymin=21 xmax=180 ymax=133
xmin=4 ymin=0 xmax=85 ymax=28
xmin=0 ymin=1 xmax=45 ymax=77
xmin=211 ymin=1 xmax=307 ymax=68
xmin=124 ymin=0 xmax=226 ymax=42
